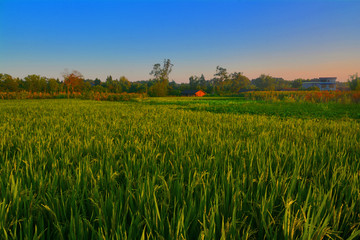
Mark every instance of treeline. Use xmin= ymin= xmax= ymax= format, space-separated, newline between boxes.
xmin=187 ymin=67 xmax=303 ymax=94
xmin=1 ymin=60 xmax=358 ymax=96
xmin=0 ymin=71 xmax=308 ymax=96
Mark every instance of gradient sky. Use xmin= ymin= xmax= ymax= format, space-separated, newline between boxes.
xmin=1 ymin=0 xmax=359 ymax=83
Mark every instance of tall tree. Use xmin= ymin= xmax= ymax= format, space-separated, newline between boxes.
xmin=213 ymin=66 xmax=229 ymax=94
xmin=189 ymin=75 xmax=200 ymax=89
xmin=149 ymin=59 xmax=173 ymax=97
xmin=198 ymin=74 xmax=207 ymax=90
xmin=214 ymin=66 xmax=229 ymax=82
xmin=119 ymin=76 xmax=131 ymax=92
xmin=105 ymin=76 xmax=114 ymax=92
xmin=348 ymin=73 xmax=360 ymax=90
xmin=62 ymin=70 xmax=85 ymax=93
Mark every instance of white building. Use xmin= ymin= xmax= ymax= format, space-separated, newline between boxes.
xmin=302 ymin=77 xmax=336 ymax=91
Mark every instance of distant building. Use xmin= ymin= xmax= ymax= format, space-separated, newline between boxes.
xmin=181 ymin=90 xmax=207 ymax=97
xmin=302 ymin=77 xmax=336 ymax=91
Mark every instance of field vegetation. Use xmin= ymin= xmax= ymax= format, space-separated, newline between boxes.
xmin=243 ymin=91 xmax=360 ymax=104
xmin=1 ymin=98 xmax=360 ymax=239
xmin=0 ymin=91 xmax=146 ymax=101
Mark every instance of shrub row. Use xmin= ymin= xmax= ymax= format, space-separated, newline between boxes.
xmin=0 ymin=91 xmax=146 ymax=101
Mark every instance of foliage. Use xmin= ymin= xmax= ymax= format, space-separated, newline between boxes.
xmin=348 ymin=73 xmax=360 ymax=91
xmin=24 ymin=74 xmax=48 ymax=92
xmin=63 ymin=70 xmax=85 ymax=93
xmin=47 ymin=78 xmax=60 ymax=93
xmin=0 ymin=74 xmax=20 ymax=92
xmin=228 ymin=72 xmax=251 ymax=92
xmin=305 ymin=86 xmax=320 ymax=91
xmin=188 ymin=68 xmax=252 ymax=95
xmin=0 ymin=67 xmax=346 ymax=97
xmin=292 ymin=79 xmax=303 ymax=88
xmin=189 ymin=74 xmax=207 ymax=91
xmin=149 ymin=59 xmax=173 ymax=97
xmin=150 ymin=59 xmax=173 ymax=82
xmin=0 ymin=91 xmax=145 ymax=101
xmin=148 ymin=80 xmax=168 ymax=97
xmin=0 ymin=99 xmax=359 ymax=239
xmin=252 ymin=74 xmax=276 ymax=91
xmin=0 ymin=67 xmax=350 ymax=97
xmin=104 ymin=75 xmax=131 ymax=93
xmin=213 ymin=66 xmax=229 ymax=93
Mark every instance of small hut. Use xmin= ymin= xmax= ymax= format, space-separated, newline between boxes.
xmin=181 ymin=90 xmax=206 ymax=97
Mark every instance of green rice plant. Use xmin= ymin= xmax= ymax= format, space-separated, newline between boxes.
xmin=0 ymin=99 xmax=359 ymax=239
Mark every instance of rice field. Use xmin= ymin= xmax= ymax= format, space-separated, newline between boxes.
xmin=1 ymin=99 xmax=360 ymax=239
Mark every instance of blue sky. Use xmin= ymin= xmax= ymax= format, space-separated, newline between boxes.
xmin=1 ymin=0 xmax=359 ymax=82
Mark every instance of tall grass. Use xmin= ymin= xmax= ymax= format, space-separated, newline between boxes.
xmin=0 ymin=99 xmax=359 ymax=239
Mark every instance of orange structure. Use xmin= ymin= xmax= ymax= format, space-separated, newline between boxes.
xmin=181 ymin=90 xmax=206 ymax=97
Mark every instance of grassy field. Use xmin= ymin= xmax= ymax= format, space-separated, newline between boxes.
xmin=1 ymin=98 xmax=360 ymax=239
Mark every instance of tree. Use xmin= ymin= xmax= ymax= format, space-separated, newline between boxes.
xmin=348 ymin=73 xmax=360 ymax=90
xmin=292 ymin=79 xmax=303 ymax=89
xmin=129 ymin=81 xmax=148 ymax=94
xmin=188 ymin=74 xmax=208 ymax=91
xmin=93 ymin=85 xmax=106 ymax=93
xmin=198 ymin=74 xmax=207 ymax=90
xmin=105 ymin=75 xmax=119 ymax=93
xmin=119 ymin=76 xmax=131 ymax=92
xmin=62 ymin=70 xmax=85 ymax=93
xmin=149 ymin=59 xmax=173 ymax=97
xmin=106 ymin=76 xmax=114 ymax=92
xmin=24 ymin=74 xmax=47 ymax=92
xmin=168 ymin=80 xmax=181 ymax=96
xmin=47 ymin=78 xmax=60 ymax=93
xmin=214 ymin=66 xmax=229 ymax=82
xmin=0 ymin=74 xmax=20 ymax=92
xmin=213 ymin=66 xmax=229 ymax=94
xmin=253 ymin=74 xmax=276 ymax=91
xmin=274 ymin=78 xmax=290 ymax=90
xmin=229 ymin=72 xmax=251 ymax=92
xmin=148 ymin=80 xmax=168 ymax=97
xmin=150 ymin=59 xmax=173 ymax=81
xmin=189 ymin=75 xmax=200 ymax=89
xmin=106 ymin=75 xmax=113 ymax=83
xmin=94 ymin=78 xmax=101 ymax=86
